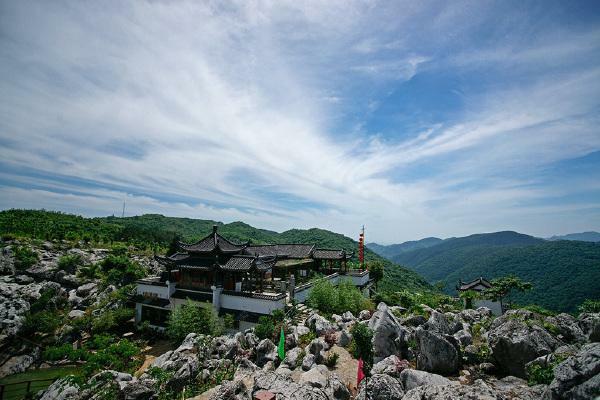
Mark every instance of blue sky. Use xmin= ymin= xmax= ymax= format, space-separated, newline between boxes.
xmin=1 ymin=1 xmax=599 ymax=243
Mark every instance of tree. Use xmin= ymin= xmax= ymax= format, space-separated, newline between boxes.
xmin=484 ymin=275 xmax=532 ymax=311
xmin=167 ymin=300 xmax=220 ymax=342
xmin=459 ymin=290 xmax=479 ymax=309
xmin=350 ymin=322 xmax=374 ymax=375
xmin=367 ymin=261 xmax=384 ymax=289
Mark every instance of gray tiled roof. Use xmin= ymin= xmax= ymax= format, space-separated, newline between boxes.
xmin=220 ymin=255 xmax=276 ymax=272
xmin=457 ymin=277 xmax=492 ymax=291
xmin=313 ymin=248 xmax=346 ymax=260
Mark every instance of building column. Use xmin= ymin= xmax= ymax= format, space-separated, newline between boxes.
xmin=211 ymin=285 xmax=223 ymax=313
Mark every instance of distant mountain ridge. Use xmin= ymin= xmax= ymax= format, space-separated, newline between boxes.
xmin=367 ymin=237 xmax=443 ymax=259
xmin=548 ymin=231 xmax=600 ymax=242
xmin=389 ymin=231 xmax=600 ymax=313
xmin=0 ymin=209 xmax=432 ymax=292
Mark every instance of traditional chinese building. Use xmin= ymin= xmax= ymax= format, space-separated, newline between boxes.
xmin=456 ymin=277 xmax=502 ymax=315
xmin=135 ymin=225 xmax=371 ymax=330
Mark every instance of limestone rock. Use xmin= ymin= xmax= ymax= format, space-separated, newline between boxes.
xmin=356 ymin=373 xmax=404 ymax=400
xmin=299 ymin=368 xmax=327 ymax=388
xmin=256 ymin=339 xmax=278 ymax=367
xmin=578 ymin=313 xmax=600 ymax=342
xmin=399 ymin=368 xmax=453 ymax=391
xmin=358 ymin=310 xmax=371 ymax=321
xmin=371 ymin=355 xmax=406 ymax=378
xmin=368 ymin=302 xmax=409 ymax=362
xmin=37 ymin=377 xmax=81 ymax=400
xmin=543 ymin=342 xmax=600 ymax=400
xmin=415 ymin=327 xmax=460 ymax=375
xmin=488 ymin=311 xmax=560 ymax=378
xmin=306 ymin=313 xmax=334 ymax=335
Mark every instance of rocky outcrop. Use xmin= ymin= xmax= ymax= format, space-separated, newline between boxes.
xmin=414 ymin=327 xmax=460 ymax=375
xmin=543 ymin=342 xmax=600 ymax=400
xmin=488 ymin=310 xmax=560 ymax=378
xmin=37 ymin=377 xmax=80 ymax=400
xmin=368 ymin=303 xmax=409 ymax=362
xmin=398 ymin=369 xmax=453 ymax=391
xmin=577 ymin=313 xmax=600 ymax=342
xmin=402 ymin=378 xmax=545 ymax=400
xmin=356 ymin=373 xmax=404 ymax=400
xmin=256 ymin=339 xmax=278 ymax=367
xmin=307 ymin=313 xmax=334 ymax=336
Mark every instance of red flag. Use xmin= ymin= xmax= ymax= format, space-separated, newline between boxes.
xmin=357 ymin=358 xmax=365 ymax=387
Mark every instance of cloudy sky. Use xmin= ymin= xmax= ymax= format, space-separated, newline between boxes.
xmin=1 ymin=1 xmax=599 ymax=243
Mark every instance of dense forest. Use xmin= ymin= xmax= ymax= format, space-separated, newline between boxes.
xmin=388 ymin=232 xmax=600 ymax=313
xmin=0 ymin=209 xmax=431 ymax=292
xmin=367 ymin=237 xmax=443 ymax=259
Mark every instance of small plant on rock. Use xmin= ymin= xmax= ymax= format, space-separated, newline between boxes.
xmin=325 ymin=352 xmax=339 ymax=368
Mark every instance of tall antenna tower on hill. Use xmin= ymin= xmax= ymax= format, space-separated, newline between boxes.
xmin=121 ymin=200 xmax=126 ymax=218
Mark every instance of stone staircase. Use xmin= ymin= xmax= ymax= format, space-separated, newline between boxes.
xmin=290 ymin=302 xmax=312 ymax=326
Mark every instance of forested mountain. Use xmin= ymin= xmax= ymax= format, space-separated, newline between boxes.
xmin=0 ymin=209 xmax=431 ymax=292
xmin=367 ymin=237 xmax=443 ymax=259
xmin=548 ymin=231 xmax=600 ymax=242
xmin=391 ymin=231 xmax=600 ymax=313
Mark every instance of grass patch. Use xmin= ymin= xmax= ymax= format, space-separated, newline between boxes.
xmin=0 ymin=366 xmax=80 ymax=400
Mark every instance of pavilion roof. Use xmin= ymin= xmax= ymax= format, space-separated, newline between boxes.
xmin=177 ymin=225 xmax=248 ymax=254
xmin=219 ymin=255 xmax=277 ymax=272
xmin=457 ymin=277 xmax=492 ymax=291
xmin=313 ymin=248 xmax=353 ymax=260
xmin=274 ymin=244 xmax=315 ymax=258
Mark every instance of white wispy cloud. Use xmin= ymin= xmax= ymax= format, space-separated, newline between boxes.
xmin=0 ymin=1 xmax=598 ymax=243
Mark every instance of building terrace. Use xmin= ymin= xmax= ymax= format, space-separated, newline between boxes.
xmin=135 ymin=225 xmax=371 ymax=330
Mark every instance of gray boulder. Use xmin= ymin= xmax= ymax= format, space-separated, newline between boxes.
xmin=403 ymin=378 xmax=544 ymax=400
xmin=342 ymin=311 xmax=355 ymax=322
xmin=282 ymin=347 xmax=303 ymax=369
xmin=307 ymin=313 xmax=334 ymax=335
xmin=305 ymin=338 xmax=326 ymax=363
xmin=37 ymin=377 xmax=80 ymax=400
xmin=299 ymin=368 xmax=327 ymax=388
xmin=338 ymin=329 xmax=352 ymax=347
xmin=120 ymin=380 xmax=155 ymax=400
xmin=371 ymin=355 xmax=406 ymax=378
xmin=578 ymin=313 xmax=600 ymax=342
xmin=399 ymin=368 xmax=453 ymax=391
xmin=356 ymin=373 xmax=404 ymax=400
xmin=424 ymin=311 xmax=451 ymax=334
xmin=543 ymin=342 xmax=600 ymax=400
xmin=415 ymin=328 xmax=460 ymax=375
xmin=256 ymin=339 xmax=278 ymax=367
xmin=453 ymin=329 xmax=472 ymax=347
xmin=0 ymin=352 xmax=37 ymax=378
xmin=368 ymin=302 xmax=409 ymax=362
xmin=253 ymin=371 xmax=329 ymax=399
xmin=358 ymin=310 xmax=371 ymax=321
xmin=302 ymin=353 xmax=316 ymax=371
xmin=488 ymin=311 xmax=560 ymax=378
xmin=545 ymin=313 xmax=586 ymax=343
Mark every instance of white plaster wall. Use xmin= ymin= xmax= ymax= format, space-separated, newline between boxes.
xmin=474 ymin=299 xmax=502 ymax=316
xmin=137 ymin=283 xmax=170 ymax=299
xmin=221 ymin=294 xmax=285 ymax=315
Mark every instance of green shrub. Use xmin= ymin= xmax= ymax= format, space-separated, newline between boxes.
xmin=307 ymin=279 xmax=373 ymax=315
xmin=578 ymin=299 xmax=600 ymax=314
xmin=83 ymin=339 xmax=142 ymax=376
xmin=100 ymin=255 xmax=146 ymax=286
xmin=58 ymin=254 xmax=84 ymax=273
xmin=22 ymin=310 xmax=62 ymax=336
xmin=254 ymin=315 xmax=275 ymax=340
xmin=350 ymin=322 xmax=373 ymax=374
xmin=298 ymin=331 xmax=317 ymax=348
xmin=167 ymin=300 xmax=220 ymax=342
xmin=520 ymin=304 xmax=556 ymax=316
xmin=14 ymin=246 xmax=38 ymax=269
xmin=526 ymin=355 xmax=566 ymax=386
xmin=91 ymin=307 xmax=134 ymax=334
xmin=325 ymin=352 xmax=339 ymax=368
xmin=222 ymin=313 xmax=235 ymax=330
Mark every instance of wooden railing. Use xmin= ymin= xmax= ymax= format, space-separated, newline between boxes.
xmin=0 ymin=377 xmax=58 ymax=400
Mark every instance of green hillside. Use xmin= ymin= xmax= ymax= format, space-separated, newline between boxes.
xmin=0 ymin=209 xmax=431 ymax=292
xmin=392 ymin=232 xmax=600 ymax=313
xmin=367 ymin=237 xmax=443 ymax=259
